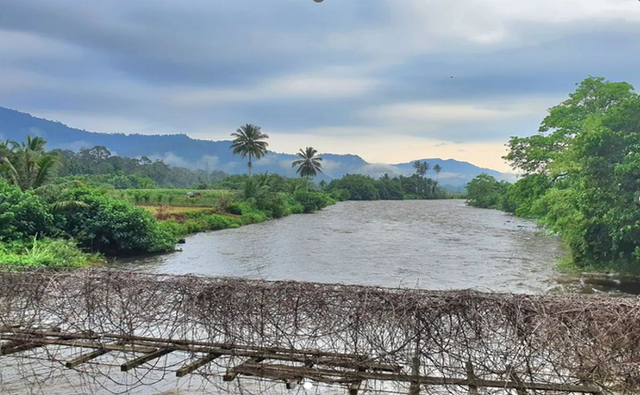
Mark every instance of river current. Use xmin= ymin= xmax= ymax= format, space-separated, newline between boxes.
xmin=116 ymin=199 xmax=626 ymax=294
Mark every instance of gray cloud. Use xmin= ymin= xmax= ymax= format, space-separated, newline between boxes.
xmin=0 ymin=1 xmax=639 ymax=171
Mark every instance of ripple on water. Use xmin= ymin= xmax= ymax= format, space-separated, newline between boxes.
xmin=115 ymin=200 xmax=581 ymax=294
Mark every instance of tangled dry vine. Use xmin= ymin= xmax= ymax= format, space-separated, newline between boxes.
xmin=1 ymin=269 xmax=640 ymax=395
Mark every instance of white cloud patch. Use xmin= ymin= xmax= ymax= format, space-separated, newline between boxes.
xmin=355 ymin=163 xmax=405 ymax=178
xmin=171 ymin=74 xmax=376 ymax=107
xmin=50 ymin=140 xmax=93 ymax=151
xmin=363 ymin=99 xmax=551 ymax=123
xmin=437 ymin=172 xmax=468 ymax=181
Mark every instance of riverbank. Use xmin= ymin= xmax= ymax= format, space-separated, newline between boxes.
xmin=0 ymin=179 xmax=336 ymax=269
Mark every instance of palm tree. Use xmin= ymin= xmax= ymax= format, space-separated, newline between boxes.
xmin=230 ymin=124 xmax=269 ymax=175
xmin=433 ymin=164 xmax=442 ymax=182
xmin=292 ymin=147 xmax=323 ymax=179
xmin=432 ymin=164 xmax=442 ymax=197
xmin=0 ymin=136 xmax=60 ymax=191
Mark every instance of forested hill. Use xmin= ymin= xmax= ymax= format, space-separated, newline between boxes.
xmin=0 ymin=106 xmax=513 ymax=186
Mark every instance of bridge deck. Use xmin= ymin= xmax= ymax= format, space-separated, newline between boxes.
xmin=1 ymin=326 xmax=602 ymax=394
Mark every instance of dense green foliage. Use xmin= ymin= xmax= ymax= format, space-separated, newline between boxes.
xmin=326 ymin=168 xmax=446 ymax=201
xmin=56 ymin=188 xmax=177 ymax=255
xmin=465 ymin=174 xmax=512 ymax=210
xmin=0 ymin=183 xmax=54 ymax=240
xmin=468 ymin=77 xmax=640 ymax=271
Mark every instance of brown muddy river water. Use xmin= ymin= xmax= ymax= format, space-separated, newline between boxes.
xmin=116 ymin=199 xmax=633 ymax=294
xmin=3 ymin=200 xmax=639 ymax=395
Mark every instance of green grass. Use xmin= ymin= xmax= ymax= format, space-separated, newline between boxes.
xmin=110 ymin=189 xmax=234 ymax=207
xmin=0 ymin=238 xmax=104 ymax=269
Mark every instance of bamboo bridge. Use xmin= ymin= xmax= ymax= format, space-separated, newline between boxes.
xmin=1 ymin=270 xmax=639 ymax=394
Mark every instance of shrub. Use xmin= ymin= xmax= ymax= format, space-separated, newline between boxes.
xmin=294 ymin=191 xmax=335 ymax=213
xmin=0 ymin=182 xmax=55 ymax=241
xmin=56 ymin=188 xmax=177 ymax=255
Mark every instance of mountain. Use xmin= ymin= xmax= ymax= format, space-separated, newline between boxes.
xmin=0 ymin=106 xmax=515 ymax=186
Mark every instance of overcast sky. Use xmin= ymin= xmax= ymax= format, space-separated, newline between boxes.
xmin=1 ymin=0 xmax=639 ymax=171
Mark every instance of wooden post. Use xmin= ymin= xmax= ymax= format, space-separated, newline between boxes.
xmin=0 ymin=341 xmax=42 ymax=356
xmin=350 ymin=380 xmax=362 ymax=395
xmin=223 ymin=357 xmax=265 ymax=381
xmin=121 ymin=348 xmax=173 ymax=372
xmin=507 ymin=365 xmax=527 ymax=395
xmin=465 ymin=361 xmax=478 ymax=395
xmin=176 ymin=352 xmax=222 ymax=377
xmin=66 ymin=348 xmax=109 ymax=368
xmin=409 ymin=324 xmax=421 ymax=395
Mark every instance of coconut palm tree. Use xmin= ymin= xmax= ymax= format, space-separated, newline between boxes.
xmin=432 ymin=164 xmax=442 ymax=197
xmin=433 ymin=164 xmax=442 ymax=182
xmin=0 ymin=136 xmax=60 ymax=191
xmin=230 ymin=124 xmax=269 ymax=175
xmin=292 ymin=147 xmax=323 ymax=179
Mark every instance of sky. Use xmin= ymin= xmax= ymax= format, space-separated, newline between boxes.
xmin=0 ymin=1 xmax=639 ymax=172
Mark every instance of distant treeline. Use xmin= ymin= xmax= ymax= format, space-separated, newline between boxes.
xmin=324 ymin=173 xmax=446 ymax=200
xmin=55 ymin=146 xmax=226 ymax=189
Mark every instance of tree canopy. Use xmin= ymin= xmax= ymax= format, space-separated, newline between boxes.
xmin=472 ymin=76 xmax=640 ymax=270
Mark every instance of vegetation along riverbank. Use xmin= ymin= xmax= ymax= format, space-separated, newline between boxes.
xmin=0 ymin=124 xmax=451 ymax=268
xmin=466 ymin=77 xmax=640 ymax=273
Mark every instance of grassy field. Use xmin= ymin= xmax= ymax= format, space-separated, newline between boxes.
xmin=139 ymin=205 xmax=214 ymax=215
xmin=110 ymin=189 xmax=234 ymax=207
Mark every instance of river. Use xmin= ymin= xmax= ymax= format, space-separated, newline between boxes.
xmin=5 ymin=200 xmax=639 ymax=395
xmin=115 ymin=199 xmax=633 ymax=294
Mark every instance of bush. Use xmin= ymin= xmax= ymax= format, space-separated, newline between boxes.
xmin=294 ymin=191 xmax=335 ymax=213
xmin=56 ymin=188 xmax=177 ymax=255
xmin=327 ymin=174 xmax=380 ymax=200
xmin=0 ymin=182 xmax=55 ymax=241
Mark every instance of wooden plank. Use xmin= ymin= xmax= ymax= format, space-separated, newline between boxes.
xmin=234 ymin=362 xmax=601 ymax=393
xmin=465 ymin=361 xmax=478 ymax=395
xmin=66 ymin=348 xmax=110 ymax=368
xmin=0 ymin=341 xmax=42 ymax=356
xmin=0 ymin=336 xmax=156 ymax=353
xmin=120 ymin=348 xmax=174 ymax=372
xmin=0 ymin=328 xmax=360 ymax=360
xmin=223 ymin=357 xmax=265 ymax=381
xmin=176 ymin=352 xmax=222 ymax=377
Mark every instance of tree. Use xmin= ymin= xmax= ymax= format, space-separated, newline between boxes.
xmin=433 ymin=164 xmax=442 ymax=182
xmin=504 ymin=77 xmax=635 ymax=175
xmin=292 ymin=147 xmax=323 ymax=179
xmin=412 ymin=160 xmax=431 ymax=196
xmin=0 ymin=136 xmax=60 ymax=191
xmin=230 ymin=124 xmax=269 ymax=175
xmin=412 ymin=160 xmax=430 ymax=178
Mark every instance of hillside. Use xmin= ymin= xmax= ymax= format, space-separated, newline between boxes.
xmin=0 ymin=106 xmax=515 ymax=186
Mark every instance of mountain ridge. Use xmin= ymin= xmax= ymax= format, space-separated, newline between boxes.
xmin=0 ymin=106 xmax=515 ymax=186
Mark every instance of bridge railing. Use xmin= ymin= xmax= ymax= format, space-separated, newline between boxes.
xmin=1 ymin=269 xmax=638 ymax=394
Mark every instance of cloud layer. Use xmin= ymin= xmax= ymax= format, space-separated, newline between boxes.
xmin=1 ymin=0 xmax=639 ymax=171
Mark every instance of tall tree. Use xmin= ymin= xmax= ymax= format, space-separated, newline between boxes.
xmin=230 ymin=124 xmax=269 ymax=175
xmin=0 ymin=136 xmax=60 ymax=191
xmin=433 ymin=164 xmax=442 ymax=182
xmin=412 ymin=160 xmax=430 ymax=195
xmin=292 ymin=147 xmax=323 ymax=179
